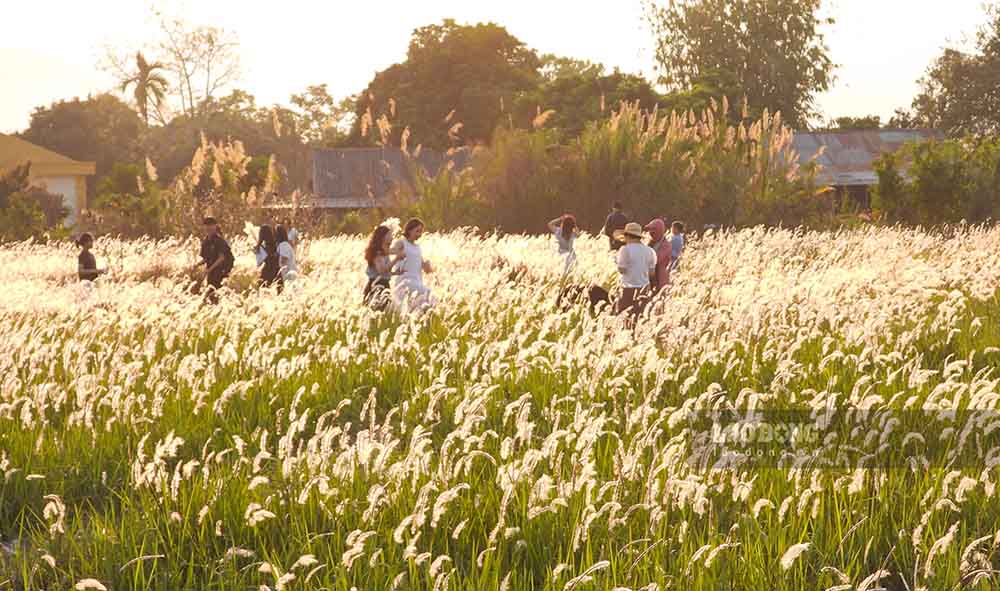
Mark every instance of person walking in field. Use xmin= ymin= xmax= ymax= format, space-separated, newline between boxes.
xmin=547 ymin=213 xmax=580 ymax=277
xmin=603 ymin=201 xmax=628 ymax=251
xmin=645 ymin=218 xmax=672 ymax=293
xmin=254 ymin=224 xmax=281 ymax=290
xmin=390 ymin=218 xmax=435 ymax=312
xmin=670 ymin=221 xmax=686 ymax=272
xmin=275 ymin=225 xmax=298 ymax=284
xmin=364 ymin=224 xmax=396 ymax=310
xmin=199 ymin=217 xmax=234 ymax=302
xmin=613 ymin=222 xmax=657 ymax=322
xmin=76 ymin=233 xmax=107 ymax=282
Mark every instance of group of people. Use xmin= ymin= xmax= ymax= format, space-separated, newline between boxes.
xmin=76 ymin=202 xmax=684 ymax=321
xmin=363 ymin=218 xmax=435 ymax=312
xmin=545 ymin=201 xmax=685 ymax=321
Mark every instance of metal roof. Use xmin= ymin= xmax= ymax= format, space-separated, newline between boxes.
xmin=792 ymin=129 xmax=942 ymax=186
xmin=311 ymin=146 xmax=472 ymax=208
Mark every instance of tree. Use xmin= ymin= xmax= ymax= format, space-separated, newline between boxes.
xmin=829 ymin=115 xmax=882 ymax=130
xmin=144 ymin=89 xmax=309 ymax=189
xmin=155 ymin=14 xmax=241 ymax=118
xmin=288 ymin=84 xmax=355 ymax=147
xmin=644 ymin=0 xmax=835 ymax=128
xmin=902 ymin=7 xmax=1000 ymax=136
xmin=20 ymin=94 xmax=144 ymax=191
xmin=513 ymin=62 xmax=669 ymax=138
xmin=119 ymin=52 xmax=170 ymax=125
xmin=349 ymin=19 xmax=542 ymax=148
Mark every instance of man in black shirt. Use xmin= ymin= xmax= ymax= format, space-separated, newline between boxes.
xmin=602 ymin=201 xmax=628 ymax=251
xmin=199 ymin=217 xmax=234 ymax=301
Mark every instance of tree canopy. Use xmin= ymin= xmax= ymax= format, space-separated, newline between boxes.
xmin=20 ymin=94 xmax=143 ymax=185
xmin=644 ymin=0 xmax=835 ymax=128
xmin=899 ymin=6 xmax=1000 ymax=136
xmin=349 ymin=19 xmax=542 ymax=149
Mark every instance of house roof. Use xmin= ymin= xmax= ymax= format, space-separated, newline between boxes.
xmin=312 ymin=146 xmax=472 ymax=207
xmin=0 ymin=133 xmax=96 ymax=177
xmin=792 ymin=129 xmax=942 ymax=186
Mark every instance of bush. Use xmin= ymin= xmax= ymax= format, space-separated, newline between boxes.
xmin=90 ymin=163 xmax=167 ymax=238
xmin=0 ymin=163 xmax=69 ymax=242
xmin=872 ymin=137 xmax=1000 ymax=226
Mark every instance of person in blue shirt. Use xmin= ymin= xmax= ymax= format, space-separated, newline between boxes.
xmin=670 ymin=221 xmax=685 ymax=272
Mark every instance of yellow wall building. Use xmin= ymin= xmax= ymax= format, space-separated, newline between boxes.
xmin=0 ymin=134 xmax=96 ymax=226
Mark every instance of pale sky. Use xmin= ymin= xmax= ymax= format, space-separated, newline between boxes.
xmin=0 ymin=0 xmax=988 ymax=133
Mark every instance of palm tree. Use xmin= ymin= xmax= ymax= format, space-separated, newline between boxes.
xmin=120 ymin=52 xmax=169 ymax=125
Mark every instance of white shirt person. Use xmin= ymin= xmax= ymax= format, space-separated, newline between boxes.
xmin=390 ymin=218 xmax=435 ymax=312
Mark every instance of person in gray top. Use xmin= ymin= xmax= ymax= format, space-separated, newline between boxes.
xmin=548 ymin=214 xmax=580 ymax=277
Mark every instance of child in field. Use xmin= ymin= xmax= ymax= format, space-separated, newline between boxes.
xmin=364 ymin=225 xmax=396 ymax=310
xmin=670 ymin=221 xmax=685 ymax=272
xmin=390 ymin=218 xmax=435 ymax=312
xmin=547 ymin=214 xmax=580 ymax=277
xmin=76 ymin=233 xmax=106 ymax=281
xmin=613 ymin=222 xmax=657 ymax=321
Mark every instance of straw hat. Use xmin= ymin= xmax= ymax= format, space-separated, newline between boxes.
xmin=613 ymin=222 xmax=645 ymax=242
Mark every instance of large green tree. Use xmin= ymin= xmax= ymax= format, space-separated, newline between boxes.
xmin=899 ymin=6 xmax=1000 ymax=136
xmin=20 ymin=94 xmax=144 ymax=190
xmin=644 ymin=0 xmax=835 ymax=128
xmin=512 ymin=56 xmax=669 ymax=138
xmin=349 ymin=19 xmax=542 ymax=149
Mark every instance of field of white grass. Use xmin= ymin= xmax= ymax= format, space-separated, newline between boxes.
xmin=2 ymin=224 xmax=1000 ymax=590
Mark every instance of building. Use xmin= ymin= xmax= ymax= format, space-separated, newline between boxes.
xmin=309 ymin=146 xmax=472 ymax=208
xmin=0 ymin=134 xmax=96 ymax=225
xmin=791 ymin=129 xmax=941 ymax=208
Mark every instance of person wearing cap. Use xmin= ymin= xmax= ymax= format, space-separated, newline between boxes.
xmin=199 ymin=216 xmax=235 ymax=300
xmin=613 ymin=222 xmax=657 ymax=320
xmin=645 ymin=218 xmax=672 ymax=292
xmin=76 ymin=233 xmax=107 ymax=281
xmin=602 ymin=201 xmax=628 ymax=251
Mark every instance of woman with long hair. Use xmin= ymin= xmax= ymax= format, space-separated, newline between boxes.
xmin=547 ymin=213 xmax=580 ymax=277
xmin=255 ymin=224 xmax=281 ymax=288
xmin=364 ymin=225 xmax=394 ymax=309
xmin=389 ymin=218 xmax=435 ymax=312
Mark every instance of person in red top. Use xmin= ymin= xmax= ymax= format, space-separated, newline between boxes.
xmin=644 ymin=218 xmax=672 ymax=292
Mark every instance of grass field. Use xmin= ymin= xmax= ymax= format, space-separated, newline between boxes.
xmin=2 ymin=224 xmax=1000 ymax=590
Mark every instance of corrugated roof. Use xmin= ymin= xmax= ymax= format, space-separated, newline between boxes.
xmin=792 ymin=129 xmax=941 ymax=186
xmin=312 ymin=146 xmax=471 ymax=206
xmin=0 ymin=133 xmax=96 ymax=177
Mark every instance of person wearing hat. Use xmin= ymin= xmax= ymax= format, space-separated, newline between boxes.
xmin=199 ymin=216 xmax=235 ymax=301
xmin=613 ymin=222 xmax=657 ymax=319
xmin=76 ymin=233 xmax=107 ymax=281
xmin=645 ymin=218 xmax=672 ymax=292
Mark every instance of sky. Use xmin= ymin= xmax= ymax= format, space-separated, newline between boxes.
xmin=0 ymin=0 xmax=989 ymax=133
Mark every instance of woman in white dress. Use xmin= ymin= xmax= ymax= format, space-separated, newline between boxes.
xmin=276 ymin=225 xmax=298 ymax=284
xmin=390 ymin=218 xmax=434 ymax=312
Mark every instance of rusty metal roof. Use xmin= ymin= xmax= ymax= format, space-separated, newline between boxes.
xmin=792 ymin=129 xmax=942 ymax=186
xmin=311 ymin=146 xmax=472 ymax=207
